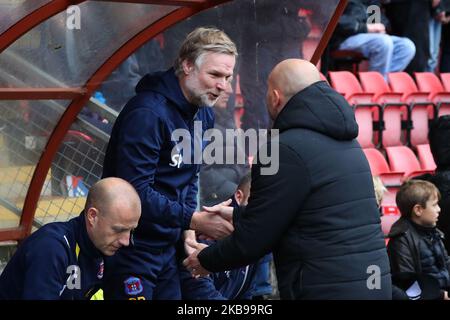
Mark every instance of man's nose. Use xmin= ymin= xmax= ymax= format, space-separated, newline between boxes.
xmin=217 ymin=78 xmax=227 ymax=91
xmin=119 ymin=233 xmax=130 ymax=247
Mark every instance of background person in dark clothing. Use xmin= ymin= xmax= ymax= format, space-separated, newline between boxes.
xmin=199 ymin=81 xmax=250 ymax=207
xmin=387 ymin=180 xmax=450 ymax=300
xmin=0 ymin=178 xmax=141 ymax=300
xmin=414 ymin=115 xmax=450 ymax=254
xmin=384 ymin=0 xmax=432 ymax=73
xmin=239 ymin=0 xmax=313 ymax=133
xmin=184 ymin=59 xmax=392 ymax=300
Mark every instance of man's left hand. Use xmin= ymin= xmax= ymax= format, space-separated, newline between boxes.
xmin=183 ymin=238 xmax=210 ymax=277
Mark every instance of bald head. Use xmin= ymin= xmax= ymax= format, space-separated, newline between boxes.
xmin=269 ymin=59 xmax=321 ymax=101
xmin=85 ymin=177 xmax=140 ymax=216
xmin=266 ymin=59 xmax=321 ymax=121
xmin=85 ymin=177 xmax=141 ymax=256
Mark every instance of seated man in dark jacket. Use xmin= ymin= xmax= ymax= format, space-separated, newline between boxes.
xmin=0 ymin=177 xmax=141 ymax=300
xmin=184 ymin=59 xmax=392 ymax=300
xmin=388 ymin=179 xmax=450 ymax=300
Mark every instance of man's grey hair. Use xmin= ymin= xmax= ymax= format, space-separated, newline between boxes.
xmin=174 ymin=27 xmax=238 ymax=76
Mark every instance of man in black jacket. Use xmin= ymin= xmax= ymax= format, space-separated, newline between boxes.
xmin=184 ymin=59 xmax=392 ymax=299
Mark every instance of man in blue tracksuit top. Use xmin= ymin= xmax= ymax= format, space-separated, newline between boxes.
xmin=101 ymin=27 xmax=238 ymax=300
xmin=0 ymin=178 xmax=141 ymax=299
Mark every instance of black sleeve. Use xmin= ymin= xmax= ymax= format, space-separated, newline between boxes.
xmin=198 ymin=143 xmax=311 ymax=272
xmin=387 ymin=236 xmax=418 ymax=274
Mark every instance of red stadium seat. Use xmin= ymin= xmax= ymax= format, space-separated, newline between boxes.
xmin=329 ymin=71 xmax=380 ymax=148
xmin=385 ymin=145 xmax=433 ymax=178
xmin=415 ymin=72 xmax=450 ymax=116
xmin=416 ymin=143 xmax=437 ymax=171
xmin=440 ymin=73 xmax=450 ymax=91
xmin=363 ymin=148 xmax=403 ymax=186
xmin=359 ymin=71 xmax=408 ymax=147
xmin=388 ymin=72 xmax=435 ymax=147
xmin=381 ymin=214 xmax=400 ymax=236
xmin=359 ymin=71 xmax=403 ymax=104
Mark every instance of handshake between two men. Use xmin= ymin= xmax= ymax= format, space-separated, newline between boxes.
xmin=184 ymin=199 xmax=235 ymax=278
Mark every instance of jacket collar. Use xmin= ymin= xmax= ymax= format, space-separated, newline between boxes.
xmin=75 ymin=212 xmax=103 ymax=259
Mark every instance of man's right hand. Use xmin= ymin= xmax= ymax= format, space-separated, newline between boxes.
xmin=367 ymin=23 xmax=386 ymax=34
xmin=190 ymin=210 xmax=234 ymax=240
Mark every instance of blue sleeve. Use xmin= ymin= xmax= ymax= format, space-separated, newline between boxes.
xmin=179 ymin=265 xmax=226 ymax=300
xmin=184 ymin=174 xmax=199 ymax=213
xmin=22 ymin=237 xmax=69 ymax=299
xmin=116 ymin=108 xmax=195 ymax=229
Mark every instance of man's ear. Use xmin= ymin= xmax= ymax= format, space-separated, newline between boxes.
xmin=234 ymin=189 xmax=244 ymax=205
xmin=86 ymin=207 xmax=99 ymax=226
xmin=272 ymin=89 xmax=282 ymax=111
xmin=182 ymin=60 xmax=194 ymax=75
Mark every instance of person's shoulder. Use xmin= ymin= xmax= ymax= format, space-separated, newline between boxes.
xmin=121 ymin=93 xmax=167 ymax=117
xmin=388 ymin=217 xmax=411 ymax=239
xmin=24 ymin=221 xmax=74 ymax=257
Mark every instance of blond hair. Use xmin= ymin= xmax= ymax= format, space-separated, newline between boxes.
xmin=174 ymin=27 xmax=237 ymax=76
xmin=372 ymin=176 xmax=387 ymax=207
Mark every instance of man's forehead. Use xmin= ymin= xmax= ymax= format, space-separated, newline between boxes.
xmin=201 ymin=52 xmax=235 ymax=70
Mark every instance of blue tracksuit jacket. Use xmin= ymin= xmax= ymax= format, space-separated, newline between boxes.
xmin=0 ymin=213 xmax=103 ymax=299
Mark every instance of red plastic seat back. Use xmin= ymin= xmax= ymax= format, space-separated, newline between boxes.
xmin=329 ymin=71 xmax=364 ymax=98
xmin=386 ymin=146 xmax=422 ymax=176
xmin=382 ymin=107 xmax=404 ymax=147
xmin=363 ymin=148 xmax=390 ymax=175
xmin=381 ymin=214 xmax=400 ymax=236
xmin=440 ymin=73 xmax=450 ymax=91
xmin=410 ymin=105 xmax=431 ymax=147
xmin=388 ymin=72 xmax=419 ymax=98
xmin=415 ymin=72 xmax=444 ymax=96
xmin=417 ymin=144 xmax=437 ymax=171
xmin=355 ymin=108 xmax=375 ymax=148
xmin=359 ymin=71 xmax=391 ymax=96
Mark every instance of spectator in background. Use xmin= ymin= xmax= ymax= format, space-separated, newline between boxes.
xmin=414 ymin=115 xmax=450 ymax=254
xmin=427 ymin=0 xmax=450 ymax=72
xmin=330 ymin=0 xmax=415 ymax=78
xmin=387 ymin=180 xmax=450 ymax=300
xmin=199 ymin=81 xmax=250 ymax=207
xmin=439 ymin=0 xmax=450 ymax=72
xmin=239 ymin=0 xmax=313 ymax=133
xmin=384 ymin=0 xmax=431 ymax=73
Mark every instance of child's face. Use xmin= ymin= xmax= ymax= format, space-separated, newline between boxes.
xmin=415 ymin=195 xmax=440 ymax=227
